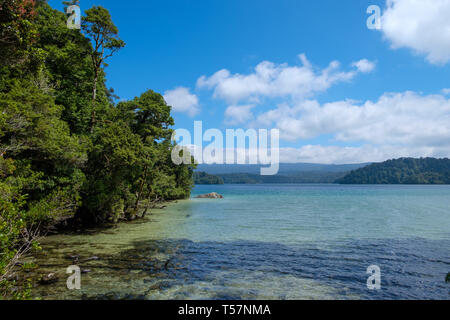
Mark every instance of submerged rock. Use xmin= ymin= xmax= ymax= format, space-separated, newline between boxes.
xmin=195 ymin=192 xmax=224 ymax=199
xmin=85 ymin=256 xmax=99 ymax=261
xmin=39 ymin=273 xmax=58 ymax=285
xmin=65 ymin=254 xmax=79 ymax=262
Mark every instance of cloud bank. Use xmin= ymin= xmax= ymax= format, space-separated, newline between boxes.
xmin=197 ymin=54 xmax=375 ymax=103
xmin=254 ymin=91 xmax=450 ymax=146
xmin=253 ymin=91 xmax=450 ymax=163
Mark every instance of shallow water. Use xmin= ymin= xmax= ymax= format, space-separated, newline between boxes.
xmin=28 ymin=184 xmax=450 ymax=300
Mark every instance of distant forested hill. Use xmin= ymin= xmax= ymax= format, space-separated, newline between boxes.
xmin=194 ymin=172 xmax=224 ymax=184
xmin=193 ymin=171 xmax=348 ymax=184
xmin=218 ymin=172 xmax=347 ymax=184
xmin=194 ymin=163 xmax=369 ymax=184
xmin=336 ymin=158 xmax=450 ymax=184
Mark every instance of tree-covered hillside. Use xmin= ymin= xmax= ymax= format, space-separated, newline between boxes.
xmin=194 ymin=172 xmax=224 ymax=185
xmin=336 ymin=158 xmax=450 ymax=184
xmin=0 ymin=0 xmax=194 ymax=298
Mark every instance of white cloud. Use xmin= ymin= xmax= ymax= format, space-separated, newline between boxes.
xmin=224 ymin=104 xmax=255 ymax=125
xmin=442 ymin=88 xmax=450 ymax=95
xmin=197 ymin=54 xmax=375 ymax=103
xmin=278 ymin=145 xmax=449 ymax=164
xmin=254 ymin=91 xmax=450 ymax=148
xmin=380 ymin=0 xmax=450 ymax=64
xmin=352 ymin=59 xmax=376 ymax=73
xmin=163 ymin=87 xmax=200 ymax=117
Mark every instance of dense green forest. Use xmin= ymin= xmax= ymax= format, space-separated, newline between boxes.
xmin=193 ymin=172 xmax=224 ymax=185
xmin=0 ymin=0 xmax=194 ymax=298
xmin=336 ymin=158 xmax=450 ymax=184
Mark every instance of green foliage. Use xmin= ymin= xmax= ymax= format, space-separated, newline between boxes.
xmin=0 ymin=80 xmax=88 ymax=225
xmin=336 ymin=158 xmax=450 ymax=184
xmin=34 ymin=3 xmax=97 ymax=133
xmin=0 ymin=278 xmax=33 ymax=300
xmin=0 ymin=165 xmax=40 ymax=300
xmin=80 ymin=89 xmax=194 ymax=223
xmin=0 ymin=0 xmax=38 ymax=67
xmin=82 ymin=121 xmax=145 ymax=222
xmin=0 ymin=1 xmax=195 ymax=298
xmin=0 ymin=191 xmax=26 ymax=276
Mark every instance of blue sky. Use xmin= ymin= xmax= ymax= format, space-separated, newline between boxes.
xmin=49 ymin=0 xmax=450 ymax=163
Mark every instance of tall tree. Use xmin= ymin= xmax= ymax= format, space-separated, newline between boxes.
xmin=81 ymin=6 xmax=125 ymax=131
xmin=0 ymin=0 xmax=37 ymax=67
xmin=34 ymin=2 xmax=95 ymax=134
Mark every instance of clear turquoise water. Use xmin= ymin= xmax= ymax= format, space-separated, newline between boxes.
xmin=191 ymin=184 xmax=450 ymax=243
xmin=30 ymin=184 xmax=450 ymax=300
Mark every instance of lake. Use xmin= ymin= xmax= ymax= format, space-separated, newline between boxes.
xmin=29 ymin=184 xmax=450 ymax=300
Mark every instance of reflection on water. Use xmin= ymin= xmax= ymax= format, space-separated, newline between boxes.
xmin=25 ymin=185 xmax=450 ymax=300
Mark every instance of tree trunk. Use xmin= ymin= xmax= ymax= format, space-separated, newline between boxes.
xmin=92 ymin=75 xmax=97 ymax=101
xmin=142 ymin=194 xmax=158 ymax=218
xmin=134 ymin=165 xmax=148 ymax=211
xmin=90 ymin=68 xmax=99 ymax=133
